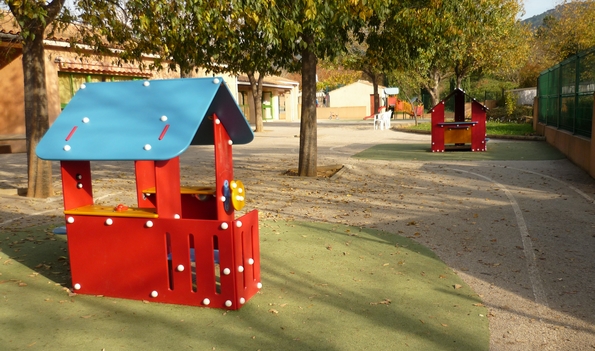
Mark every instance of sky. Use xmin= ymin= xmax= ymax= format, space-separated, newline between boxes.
xmin=521 ymin=0 xmax=560 ymax=19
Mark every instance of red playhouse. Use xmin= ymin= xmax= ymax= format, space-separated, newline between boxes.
xmin=36 ymin=77 xmax=260 ymax=310
xmin=430 ymin=88 xmax=488 ymax=152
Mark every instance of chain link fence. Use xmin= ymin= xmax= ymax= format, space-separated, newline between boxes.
xmin=538 ymin=48 xmax=595 ymax=138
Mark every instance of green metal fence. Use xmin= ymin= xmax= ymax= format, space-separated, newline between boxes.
xmin=538 ymin=48 xmax=595 ymax=138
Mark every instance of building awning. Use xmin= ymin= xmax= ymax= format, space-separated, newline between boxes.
xmin=56 ymin=58 xmax=152 ymax=78
xmin=237 ymin=75 xmax=299 ymax=91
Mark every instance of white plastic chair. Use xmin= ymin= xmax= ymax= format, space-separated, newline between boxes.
xmin=382 ymin=111 xmax=392 ymax=129
xmin=373 ymin=112 xmax=384 ymax=130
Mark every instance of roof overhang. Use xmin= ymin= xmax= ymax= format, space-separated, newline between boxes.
xmin=56 ymin=58 xmax=152 ymax=78
xmin=237 ymin=80 xmax=297 ymax=90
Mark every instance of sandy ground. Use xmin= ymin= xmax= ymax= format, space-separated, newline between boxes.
xmin=2 ymin=120 xmax=595 ymax=350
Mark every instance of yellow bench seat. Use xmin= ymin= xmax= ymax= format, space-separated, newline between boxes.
xmin=64 ymin=205 xmax=158 ymax=218
xmin=142 ymin=186 xmax=216 ymax=195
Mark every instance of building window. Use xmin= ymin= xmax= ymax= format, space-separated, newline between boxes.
xmin=58 ymin=73 xmax=142 ymax=109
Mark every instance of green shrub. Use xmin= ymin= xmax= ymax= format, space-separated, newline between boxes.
xmin=504 ymin=92 xmax=515 ymax=117
xmin=487 ymin=105 xmax=533 ymax=124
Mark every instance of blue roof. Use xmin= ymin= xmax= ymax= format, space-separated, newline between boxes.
xmin=36 ymin=77 xmax=253 ymax=161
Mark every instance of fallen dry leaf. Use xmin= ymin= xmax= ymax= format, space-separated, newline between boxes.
xmin=370 ymin=298 xmax=391 ymax=306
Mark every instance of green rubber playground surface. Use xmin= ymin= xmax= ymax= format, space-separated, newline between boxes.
xmin=353 ymin=141 xmax=566 ymax=161
xmin=0 ymin=221 xmax=488 ymax=351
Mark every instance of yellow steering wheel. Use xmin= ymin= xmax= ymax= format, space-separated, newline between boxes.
xmin=230 ymin=180 xmax=246 ymax=211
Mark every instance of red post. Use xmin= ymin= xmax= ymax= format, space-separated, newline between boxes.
xmin=471 ymin=101 xmax=487 ymax=152
xmin=431 ymin=102 xmax=445 ymax=152
xmin=155 ymin=157 xmax=182 ymax=218
xmin=61 ymin=161 xmax=93 ymax=210
xmin=213 ymin=114 xmax=234 ymax=222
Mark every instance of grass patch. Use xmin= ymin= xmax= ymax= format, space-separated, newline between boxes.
xmin=405 ymin=122 xmax=536 ymax=136
xmin=0 ymin=221 xmax=489 ymax=351
xmin=353 ymin=142 xmax=566 ymax=161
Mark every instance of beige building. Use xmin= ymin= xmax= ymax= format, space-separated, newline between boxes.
xmin=320 ymin=80 xmax=386 ymax=120
xmin=236 ymin=75 xmax=300 ymax=123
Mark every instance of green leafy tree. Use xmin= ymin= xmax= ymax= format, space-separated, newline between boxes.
xmin=338 ymin=8 xmax=393 ymax=114
xmin=449 ymin=0 xmax=528 ymax=88
xmin=3 ymin=0 xmax=66 ymax=198
xmin=315 ymin=64 xmax=361 ymax=94
xmin=519 ymin=1 xmax=595 ymax=87
xmin=78 ymin=1 xmax=289 ymax=133
xmin=207 ymin=1 xmax=291 ymax=133
xmin=388 ymin=0 xmax=528 ymax=106
xmin=78 ymin=0 xmax=387 ymax=176
xmin=75 ymin=0 xmax=226 ymax=76
xmin=540 ymin=0 xmax=595 ymax=60
xmin=388 ymin=0 xmax=457 ymax=106
xmin=276 ymin=0 xmax=381 ymax=176
xmin=387 ymin=69 xmax=426 ymax=124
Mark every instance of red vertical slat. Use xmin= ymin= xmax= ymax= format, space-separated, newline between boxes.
xmin=431 ymin=102 xmax=445 ymax=152
xmin=135 ymin=160 xmax=156 ymax=208
xmin=213 ymin=113 xmax=235 ymax=223
xmin=61 ymin=161 xmax=93 ymax=210
xmin=471 ymin=101 xmax=487 ymax=152
xmin=155 ymin=157 xmax=182 ymax=218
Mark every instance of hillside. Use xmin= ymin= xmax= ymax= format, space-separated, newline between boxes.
xmin=522 ymin=7 xmax=559 ymax=28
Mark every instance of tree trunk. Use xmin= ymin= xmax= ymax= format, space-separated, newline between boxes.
xmin=22 ymin=28 xmax=53 ymax=198
xmin=413 ymin=105 xmax=418 ymax=126
xmin=364 ymin=69 xmax=381 ymax=114
xmin=426 ymin=70 xmax=442 ymax=107
xmin=248 ymin=72 xmax=264 ymax=132
xmin=372 ymin=74 xmax=380 ymax=114
xmin=298 ymin=34 xmax=317 ymax=177
xmin=455 ymin=75 xmax=463 ymax=90
xmin=180 ymin=69 xmax=191 ymax=78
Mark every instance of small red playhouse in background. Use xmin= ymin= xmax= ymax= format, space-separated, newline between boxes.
xmin=36 ymin=77 xmax=260 ymax=310
xmin=431 ymin=88 xmax=488 ymax=152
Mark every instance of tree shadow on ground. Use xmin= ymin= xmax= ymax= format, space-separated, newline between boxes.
xmin=0 ymin=217 xmax=489 ymax=350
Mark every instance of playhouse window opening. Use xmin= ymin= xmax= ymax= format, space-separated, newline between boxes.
xmin=89 ymin=162 xmax=137 ymax=206
xmin=189 ymin=234 xmax=197 ymax=293
xmin=240 ymin=229 xmax=247 ymax=289
xmin=166 ymin=233 xmax=174 ymax=291
xmin=179 ymin=146 xmax=216 ymax=188
xmin=213 ymin=235 xmax=221 ymax=295
xmin=443 ymin=95 xmax=474 ymax=122
xmin=250 ymin=226 xmax=257 ymax=283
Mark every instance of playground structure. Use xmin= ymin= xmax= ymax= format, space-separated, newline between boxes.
xmin=36 ymin=77 xmax=261 ymax=310
xmin=430 ymin=88 xmax=488 ymax=152
xmin=364 ymin=86 xmax=421 ymax=125
xmin=384 ymin=87 xmax=424 ymax=119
